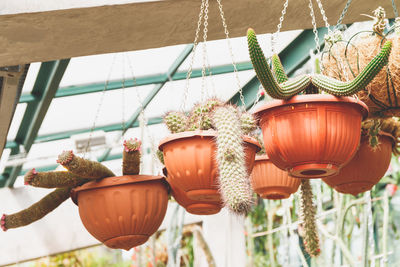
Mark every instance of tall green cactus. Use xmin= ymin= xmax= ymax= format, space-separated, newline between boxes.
xmin=212 ymin=105 xmax=253 ymax=215
xmin=247 ymin=28 xmax=392 ymax=99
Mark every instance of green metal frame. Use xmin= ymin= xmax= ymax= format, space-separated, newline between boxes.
xmin=18 ymin=62 xmax=254 ymax=103
xmin=1 ymin=28 xmax=331 ymax=185
xmin=0 ymin=60 xmax=70 ymax=187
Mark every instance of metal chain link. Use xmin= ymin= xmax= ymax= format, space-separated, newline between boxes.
xmin=336 ymin=0 xmax=353 ymax=27
xmin=271 ymin=0 xmax=289 ymax=54
xmin=126 ymin=54 xmax=160 ymax=169
xmin=392 ymin=0 xmax=399 ymax=18
xmin=121 ymin=54 xmax=126 ymax=132
xmin=315 ymin=0 xmax=331 ymax=30
xmin=201 ymin=0 xmax=209 ymax=103
xmin=216 ymin=0 xmax=245 ymax=107
xmin=84 ymin=54 xmax=117 ymax=158
xmin=181 ymin=0 xmax=206 ymax=112
xmin=308 ymin=0 xmax=321 ymax=55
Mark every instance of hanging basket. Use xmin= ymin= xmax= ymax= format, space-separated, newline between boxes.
xmin=251 ymin=155 xmax=300 ymax=199
xmin=322 ymin=24 xmax=400 ymax=117
xmin=322 ymin=132 xmax=394 ymax=196
xmin=71 ymin=175 xmax=168 ymax=250
xmin=158 ymin=130 xmax=261 ymax=201
xmin=255 ymin=94 xmax=368 ymax=178
xmin=162 ymin=168 xmax=221 ymax=215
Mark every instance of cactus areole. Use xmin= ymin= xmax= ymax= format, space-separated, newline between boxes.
xmin=255 ymin=94 xmax=369 ymax=178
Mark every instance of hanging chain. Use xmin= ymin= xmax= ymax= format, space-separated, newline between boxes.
xmin=181 ymin=0 xmax=205 ymax=112
xmin=200 ymin=0 xmax=210 ymax=103
xmin=336 ymin=0 xmax=353 ymax=27
xmin=84 ymin=55 xmax=117 ymax=158
xmin=366 ymin=191 xmax=376 ymax=267
xmin=392 ymin=0 xmax=399 ymax=18
xmin=121 ymin=54 xmax=126 ymax=132
xmin=315 ymin=0 xmax=331 ymax=30
xmin=271 ymin=0 xmax=289 ymax=54
xmin=308 ymin=0 xmax=321 ymax=55
xmin=216 ymin=0 xmax=245 ymax=107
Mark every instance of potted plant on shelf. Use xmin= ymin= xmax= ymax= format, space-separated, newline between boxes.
xmin=247 ymin=28 xmax=392 ymax=178
xmin=323 ymin=118 xmax=400 ymax=195
xmin=250 ymin=136 xmax=300 ymax=199
xmin=2 ymin=138 xmax=169 ymax=251
xmin=322 ymin=7 xmax=400 ymax=118
xmin=158 ymin=99 xmax=261 ymax=215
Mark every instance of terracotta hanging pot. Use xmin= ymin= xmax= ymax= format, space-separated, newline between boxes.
xmin=158 ymin=130 xmax=261 ymax=201
xmin=71 ymin=175 xmax=168 ymax=250
xmin=251 ymin=155 xmax=300 ymax=199
xmin=162 ymin=168 xmax=221 ymax=215
xmin=323 ymin=132 xmax=394 ymax=196
xmin=255 ymin=94 xmax=368 ymax=179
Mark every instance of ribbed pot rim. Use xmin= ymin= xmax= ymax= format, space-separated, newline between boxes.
xmin=255 ymin=154 xmax=269 ymax=161
xmin=71 ymin=175 xmax=166 ymax=205
xmin=158 ymin=130 xmax=261 ymax=153
xmin=254 ymin=95 xmax=369 ymax=120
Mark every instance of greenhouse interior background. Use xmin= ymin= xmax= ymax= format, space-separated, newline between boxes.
xmin=1 ymin=0 xmax=400 ymax=266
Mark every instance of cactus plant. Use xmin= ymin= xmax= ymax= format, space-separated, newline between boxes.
xmin=2 ymin=137 xmax=145 ymax=231
xmin=122 ymin=138 xmax=141 ymax=175
xmin=299 ymin=179 xmax=320 ymax=257
xmin=161 ymin=99 xmax=259 ymax=215
xmin=247 ymin=28 xmax=392 ymax=99
xmin=212 ymin=105 xmax=253 ymax=214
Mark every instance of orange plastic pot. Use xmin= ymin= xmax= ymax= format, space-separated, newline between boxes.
xmin=71 ymin=175 xmax=168 ymax=250
xmin=255 ymin=95 xmax=368 ymax=178
xmin=162 ymin=168 xmax=221 ymax=215
xmin=159 ymin=130 xmax=261 ymax=202
xmin=251 ymin=155 xmax=300 ymax=199
xmin=323 ymin=132 xmax=394 ymax=196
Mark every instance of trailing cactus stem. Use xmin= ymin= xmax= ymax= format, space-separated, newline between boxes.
xmin=122 ymin=138 xmax=141 ymax=175
xmin=247 ymin=28 xmax=312 ymax=99
xmin=164 ymin=111 xmax=188 ymax=133
xmin=300 ymin=179 xmax=320 ymax=257
xmin=24 ymin=169 xmax=86 ymax=188
xmin=57 ymin=150 xmax=115 ymax=179
xmin=212 ymin=105 xmax=253 ymax=215
xmin=312 ymin=41 xmax=392 ymax=96
xmin=1 ymin=188 xmax=71 ymax=231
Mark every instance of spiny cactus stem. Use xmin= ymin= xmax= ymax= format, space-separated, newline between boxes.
xmin=57 ymin=151 xmax=115 ymax=179
xmin=122 ymin=138 xmax=141 ymax=176
xmin=24 ymin=168 xmax=38 ymax=185
xmin=57 ymin=150 xmax=74 ymax=165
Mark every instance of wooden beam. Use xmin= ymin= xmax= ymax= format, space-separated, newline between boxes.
xmin=0 ymin=0 xmax=396 ymax=66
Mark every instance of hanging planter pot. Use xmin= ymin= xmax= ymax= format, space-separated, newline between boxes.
xmin=162 ymin=168 xmax=221 ymax=215
xmin=251 ymin=155 xmax=300 ymax=199
xmin=71 ymin=175 xmax=169 ymax=251
xmin=322 ymin=7 xmax=400 ymax=118
xmin=159 ymin=130 xmax=260 ymax=202
xmin=322 ymin=132 xmax=394 ymax=196
xmin=255 ymin=94 xmax=368 ymax=178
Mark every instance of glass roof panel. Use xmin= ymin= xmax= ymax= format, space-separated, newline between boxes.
xmin=59 ymin=44 xmax=188 ymax=87
xmin=178 ymin=30 xmax=302 ymax=71
xmin=37 ymin=84 xmax=152 ymax=136
xmin=145 ymin=70 xmax=256 ymax=118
